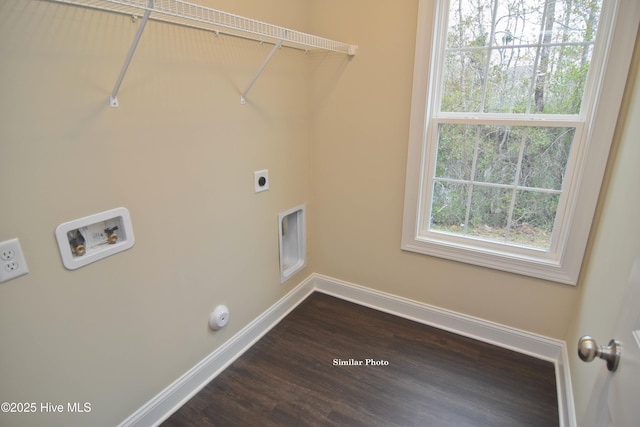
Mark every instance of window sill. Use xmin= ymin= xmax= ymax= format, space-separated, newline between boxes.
xmin=401 ymin=232 xmax=578 ymax=285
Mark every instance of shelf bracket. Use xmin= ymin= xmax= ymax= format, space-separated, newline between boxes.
xmin=240 ymin=34 xmax=286 ymax=105
xmin=109 ymin=0 xmax=154 ymax=107
xmin=46 ymin=0 xmax=357 ymax=106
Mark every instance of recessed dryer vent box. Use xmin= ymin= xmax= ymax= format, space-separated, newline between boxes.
xmin=278 ymin=204 xmax=306 ymax=283
xmin=55 ymin=207 xmax=135 ymax=270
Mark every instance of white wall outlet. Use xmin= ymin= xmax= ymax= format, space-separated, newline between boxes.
xmin=0 ymin=238 xmax=29 ymax=283
xmin=254 ymin=169 xmax=269 ymax=193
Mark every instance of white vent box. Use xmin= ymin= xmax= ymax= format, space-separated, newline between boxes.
xmin=55 ymin=207 xmax=135 ymax=270
xmin=278 ymin=204 xmax=306 ymax=283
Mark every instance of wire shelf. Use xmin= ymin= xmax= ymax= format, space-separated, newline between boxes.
xmin=45 ymin=0 xmax=357 ymax=105
xmin=47 ymin=0 xmax=358 ymax=55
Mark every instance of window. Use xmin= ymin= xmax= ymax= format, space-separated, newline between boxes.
xmin=402 ymin=0 xmax=638 ymax=284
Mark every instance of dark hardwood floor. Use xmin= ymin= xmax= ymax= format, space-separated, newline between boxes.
xmin=162 ymin=292 xmax=559 ymax=426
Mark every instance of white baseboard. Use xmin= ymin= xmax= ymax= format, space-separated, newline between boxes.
xmin=118 ymin=275 xmax=316 ymax=427
xmin=119 ymin=273 xmax=576 ymax=427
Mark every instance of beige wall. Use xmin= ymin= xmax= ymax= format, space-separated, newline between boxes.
xmin=0 ymin=1 xmax=313 ymax=426
xmin=310 ymin=0 xmax=578 ymax=340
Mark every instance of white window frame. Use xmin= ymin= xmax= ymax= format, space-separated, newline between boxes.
xmin=402 ymin=0 xmax=639 ymax=284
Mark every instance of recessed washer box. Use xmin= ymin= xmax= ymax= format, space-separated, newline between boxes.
xmin=55 ymin=207 xmax=135 ymax=270
xmin=278 ymin=204 xmax=306 ymax=283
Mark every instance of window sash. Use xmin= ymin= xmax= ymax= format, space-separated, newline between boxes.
xmin=419 ymin=116 xmax=585 ymax=256
xmin=438 ymin=0 xmax=601 ymax=116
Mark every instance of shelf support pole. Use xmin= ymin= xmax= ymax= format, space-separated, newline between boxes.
xmin=109 ymin=0 xmax=155 ymax=107
xmin=240 ymin=35 xmax=286 ymax=104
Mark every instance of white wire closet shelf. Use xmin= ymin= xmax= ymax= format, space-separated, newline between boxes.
xmin=45 ymin=0 xmax=358 ymax=105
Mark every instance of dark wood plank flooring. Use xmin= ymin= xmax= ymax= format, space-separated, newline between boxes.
xmin=162 ymin=292 xmax=558 ymax=426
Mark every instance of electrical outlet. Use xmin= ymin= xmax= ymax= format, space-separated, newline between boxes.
xmin=5 ymin=261 xmax=19 ymax=272
xmin=254 ymin=169 xmax=269 ymax=193
xmin=1 ymin=248 xmax=15 ymax=260
xmin=0 ymin=238 xmax=29 ymax=283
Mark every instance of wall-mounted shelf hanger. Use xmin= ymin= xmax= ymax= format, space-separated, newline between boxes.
xmin=45 ymin=0 xmax=358 ymax=106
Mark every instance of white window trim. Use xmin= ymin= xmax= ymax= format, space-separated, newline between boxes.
xmin=402 ymin=0 xmax=640 ymax=284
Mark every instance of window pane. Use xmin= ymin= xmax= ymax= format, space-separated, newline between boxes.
xmin=442 ymin=50 xmax=486 ymax=112
xmin=441 ymin=0 xmax=603 ymax=115
xmin=519 ymin=127 xmax=574 ymax=190
xmin=435 ymin=124 xmax=476 ymax=180
xmin=446 ymin=0 xmax=494 ymax=50
xmin=534 ymin=44 xmax=594 ymax=114
xmin=467 ymin=185 xmax=511 ymax=242
xmin=492 ymin=0 xmax=545 ymax=46
xmin=509 ymin=190 xmax=560 ymax=248
xmin=436 ymin=124 xmax=573 ymax=190
xmin=431 ymin=123 xmax=572 ymax=248
xmin=474 ymin=125 xmax=523 ymax=184
xmin=430 ymin=180 xmax=469 ymax=233
xmin=484 ymin=47 xmax=537 ymax=113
